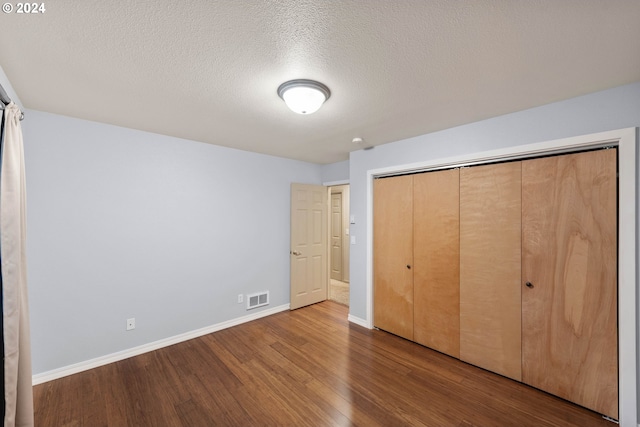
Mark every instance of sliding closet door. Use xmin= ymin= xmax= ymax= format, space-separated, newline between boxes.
xmin=522 ymin=149 xmax=618 ymax=419
xmin=460 ymin=162 xmax=522 ymax=381
xmin=413 ymin=169 xmax=460 ymax=358
xmin=373 ymin=175 xmax=414 ymax=340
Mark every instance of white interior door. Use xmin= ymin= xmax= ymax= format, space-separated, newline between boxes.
xmin=330 ymin=185 xmax=350 ymax=283
xmin=290 ymin=183 xmax=328 ymax=310
xmin=330 ymin=192 xmax=343 ymax=281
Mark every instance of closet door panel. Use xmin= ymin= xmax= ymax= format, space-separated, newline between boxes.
xmin=373 ymin=175 xmax=414 ymax=340
xmin=522 ymin=149 xmax=618 ymax=419
xmin=460 ymin=162 xmax=522 ymax=381
xmin=413 ymin=169 xmax=460 ymax=358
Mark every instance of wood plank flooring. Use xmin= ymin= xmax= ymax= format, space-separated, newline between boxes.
xmin=33 ymin=301 xmax=612 ymax=427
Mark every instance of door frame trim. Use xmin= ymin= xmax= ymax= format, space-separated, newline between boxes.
xmin=364 ymin=127 xmax=637 ymax=426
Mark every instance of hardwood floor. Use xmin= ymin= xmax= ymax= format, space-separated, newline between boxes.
xmin=33 ymin=301 xmax=611 ymax=426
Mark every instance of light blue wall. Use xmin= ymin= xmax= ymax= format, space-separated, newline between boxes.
xmin=320 ymin=159 xmax=349 ymax=183
xmin=22 ymin=111 xmax=322 ymax=374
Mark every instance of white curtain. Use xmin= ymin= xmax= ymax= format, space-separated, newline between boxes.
xmin=1 ymin=102 xmax=33 ymax=427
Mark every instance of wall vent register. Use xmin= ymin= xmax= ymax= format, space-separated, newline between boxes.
xmin=247 ymin=291 xmax=269 ymax=310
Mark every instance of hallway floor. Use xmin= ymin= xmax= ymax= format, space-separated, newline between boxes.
xmin=329 ymin=279 xmax=349 ymax=306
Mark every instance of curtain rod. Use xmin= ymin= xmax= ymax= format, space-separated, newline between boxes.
xmin=0 ymin=82 xmax=25 ymax=121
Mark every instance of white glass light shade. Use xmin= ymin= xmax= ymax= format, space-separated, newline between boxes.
xmin=282 ymin=86 xmax=326 ymax=114
xmin=277 ymin=80 xmax=331 ymax=115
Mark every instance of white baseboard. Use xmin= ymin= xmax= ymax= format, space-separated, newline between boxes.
xmin=347 ymin=314 xmax=369 ymax=329
xmin=32 ymin=303 xmax=290 ymax=385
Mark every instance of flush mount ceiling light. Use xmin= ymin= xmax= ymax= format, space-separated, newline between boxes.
xmin=277 ymin=79 xmax=331 ymax=115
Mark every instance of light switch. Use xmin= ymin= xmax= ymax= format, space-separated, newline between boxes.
xmin=351 ymin=236 xmax=356 ymax=244
xmin=350 ymin=215 xmax=356 ymax=224
xmin=345 ymin=228 xmax=349 ymax=235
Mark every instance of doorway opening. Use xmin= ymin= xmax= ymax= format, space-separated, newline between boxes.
xmin=328 ymin=185 xmax=350 ymax=306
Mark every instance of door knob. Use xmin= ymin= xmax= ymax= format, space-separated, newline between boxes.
xmin=406 ymin=264 xmax=411 ymax=269
xmin=525 ymin=281 xmax=534 ymax=288
xmin=291 ymin=250 xmax=302 ymax=256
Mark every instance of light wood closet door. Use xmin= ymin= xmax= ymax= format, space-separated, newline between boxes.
xmin=522 ymin=149 xmax=618 ymax=419
xmin=460 ymin=162 xmax=522 ymax=381
xmin=413 ymin=169 xmax=460 ymax=358
xmin=374 ymin=175 xmax=414 ymax=340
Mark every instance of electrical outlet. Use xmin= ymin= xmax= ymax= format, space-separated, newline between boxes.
xmin=126 ymin=318 xmax=135 ymax=331
xmin=237 ymin=294 xmax=243 ymax=304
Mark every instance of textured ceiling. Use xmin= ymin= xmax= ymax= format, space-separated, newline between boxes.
xmin=1 ymin=1 xmax=639 ymax=164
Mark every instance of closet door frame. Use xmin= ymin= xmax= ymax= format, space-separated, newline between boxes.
xmin=364 ymin=127 xmax=637 ymax=427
